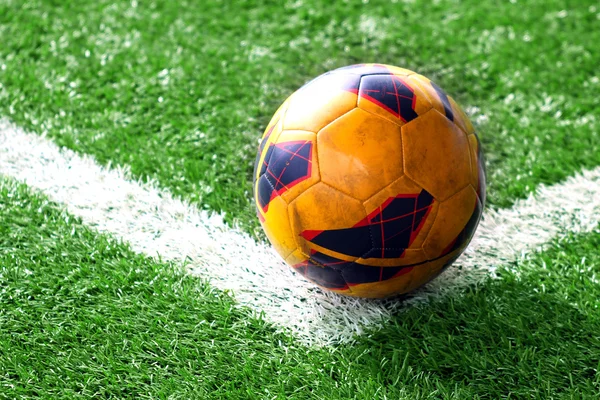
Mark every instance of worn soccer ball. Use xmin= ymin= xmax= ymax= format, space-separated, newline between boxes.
xmin=253 ymin=64 xmax=485 ymax=298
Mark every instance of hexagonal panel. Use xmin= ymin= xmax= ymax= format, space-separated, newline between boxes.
xmin=330 ymin=63 xmax=395 ymax=76
xmin=422 ymin=185 xmax=479 ymax=259
xmin=467 ymin=134 xmax=480 ymax=192
xmin=263 ymin=97 xmax=289 ymax=139
xmin=341 ymin=269 xmax=416 ymax=298
xmin=318 ymin=108 xmax=403 ymax=200
xmin=355 ymin=248 xmax=429 ymax=268
xmin=402 ymin=109 xmax=472 ymax=201
xmin=397 ymin=253 xmax=454 ymax=293
xmin=383 ymin=64 xmax=416 ymax=76
xmin=357 ymin=73 xmax=432 ymax=126
xmin=285 ymin=248 xmax=307 ymax=268
xmin=284 ymin=73 xmax=359 ymax=132
xmin=259 ymin=195 xmax=297 ymax=261
xmin=253 ymin=117 xmax=284 ymax=182
xmin=289 ymin=182 xmax=367 ymax=260
xmin=449 ymin=96 xmax=475 ymax=135
xmin=468 ymin=133 xmax=487 ymax=205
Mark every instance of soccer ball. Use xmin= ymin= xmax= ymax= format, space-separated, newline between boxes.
xmin=253 ymin=64 xmax=485 ymax=298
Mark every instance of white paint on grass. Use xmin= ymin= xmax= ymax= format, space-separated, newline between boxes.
xmin=1 ymin=119 xmax=600 ymax=346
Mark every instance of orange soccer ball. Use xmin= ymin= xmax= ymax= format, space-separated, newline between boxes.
xmin=253 ymin=64 xmax=485 ymax=298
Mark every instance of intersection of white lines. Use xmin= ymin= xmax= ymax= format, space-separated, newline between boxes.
xmin=1 ymin=119 xmax=600 ymax=346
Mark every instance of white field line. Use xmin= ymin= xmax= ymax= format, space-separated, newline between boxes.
xmin=1 ymin=120 xmax=600 ymax=346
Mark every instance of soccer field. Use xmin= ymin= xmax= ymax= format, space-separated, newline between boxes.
xmin=1 ymin=0 xmax=600 ymax=398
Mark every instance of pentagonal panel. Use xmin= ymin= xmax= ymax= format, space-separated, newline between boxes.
xmin=468 ymin=133 xmax=487 ymax=205
xmin=288 ymin=246 xmax=428 ymax=297
xmin=353 ymin=188 xmax=433 ymax=261
xmin=285 ymin=248 xmax=351 ymax=293
xmin=357 ymin=73 xmax=432 ymax=126
xmin=406 ymin=74 xmax=457 ymax=123
xmin=289 ymin=182 xmax=367 ymax=261
xmin=290 ymin=252 xmax=350 ymax=292
xmin=343 ymin=252 xmax=458 ymax=298
xmin=402 ymin=109 xmax=471 ymax=201
xmin=259 ymin=195 xmax=297 ymax=261
xmin=284 ymin=73 xmax=359 ymax=132
xmin=268 ymin=130 xmax=320 ymax=205
xmin=255 ymin=130 xmax=316 ymax=214
xmin=359 ymin=175 xmax=438 ymax=266
xmin=318 ymin=108 xmax=403 ymax=200
xmin=422 ymin=185 xmax=480 ymax=259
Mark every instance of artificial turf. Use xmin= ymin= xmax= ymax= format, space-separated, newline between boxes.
xmin=1 ymin=180 xmax=599 ymax=398
xmin=0 ymin=0 xmax=599 ymax=236
xmin=1 ymin=0 xmax=600 ymax=398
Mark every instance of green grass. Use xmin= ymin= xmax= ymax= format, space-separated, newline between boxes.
xmin=0 ymin=178 xmax=308 ymax=399
xmin=1 ymin=179 xmax=600 ymax=398
xmin=0 ymin=0 xmax=599 ymax=235
xmin=2 ymin=0 xmax=600 ymax=397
